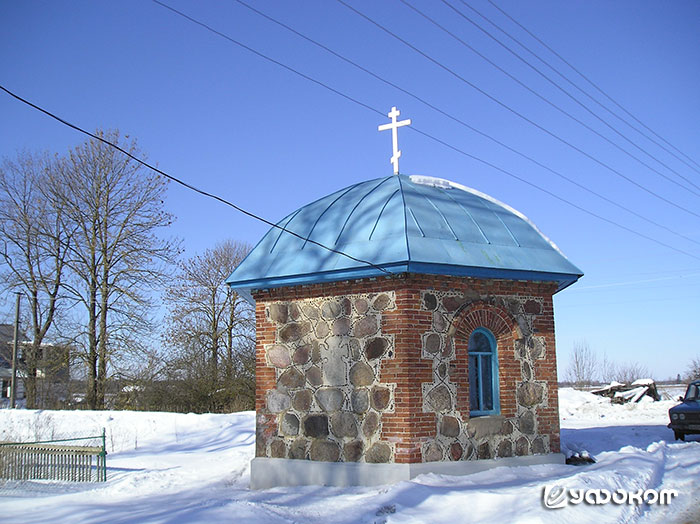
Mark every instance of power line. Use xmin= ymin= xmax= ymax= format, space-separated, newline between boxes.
xmin=611 ymin=266 xmax=700 ymax=278
xmin=145 ymin=2 xmax=700 ymax=260
xmin=336 ymin=0 xmax=700 ymax=220
xmin=467 ymin=0 xmax=700 ymax=180
xmin=568 ymin=271 xmax=700 ymax=292
xmin=408 ymin=125 xmax=700 ymax=262
xmin=431 ymin=0 xmax=700 ymax=195
xmin=555 ymin=293 xmax=700 ymax=308
xmin=5 ymin=3 xmax=700 ymax=265
xmin=231 ymin=0 xmax=700 ymax=248
xmin=0 ymin=84 xmax=390 ymax=276
xmin=152 ymin=0 xmax=380 ymax=117
xmin=486 ymin=0 xmax=700 ymax=175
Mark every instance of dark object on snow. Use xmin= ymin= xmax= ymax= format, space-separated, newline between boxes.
xmin=591 ymin=380 xmax=660 ymax=404
xmin=668 ymin=380 xmax=700 ymax=442
xmin=566 ymin=453 xmax=596 ymax=466
xmin=376 ymin=505 xmax=396 ymax=516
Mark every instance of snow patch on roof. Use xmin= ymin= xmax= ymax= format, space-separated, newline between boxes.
xmin=409 ymin=175 xmax=569 ymax=259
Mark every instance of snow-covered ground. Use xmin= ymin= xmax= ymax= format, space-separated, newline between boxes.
xmin=1 ymin=388 xmax=698 ymax=524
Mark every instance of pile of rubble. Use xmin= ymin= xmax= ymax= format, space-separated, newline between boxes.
xmin=591 ymin=379 xmax=660 ymax=404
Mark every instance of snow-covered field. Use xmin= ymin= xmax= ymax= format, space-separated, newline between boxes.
xmin=1 ymin=388 xmax=699 ymax=524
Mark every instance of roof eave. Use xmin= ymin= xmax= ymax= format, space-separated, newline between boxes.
xmin=228 ymin=261 xmax=583 ymax=304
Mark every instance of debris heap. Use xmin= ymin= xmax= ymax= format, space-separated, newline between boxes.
xmin=591 ymin=379 xmax=660 ymax=404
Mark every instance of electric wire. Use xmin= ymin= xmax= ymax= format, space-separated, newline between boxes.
xmin=556 ymin=293 xmax=700 ymax=308
xmin=336 ymin=0 xmax=700 ymax=220
xmin=152 ymin=0 xmax=379 ymax=117
xmin=124 ymin=2 xmax=700 ymax=259
xmin=231 ymin=0 xmax=700 ymax=248
xmin=0 ymin=84 xmax=391 ymax=276
xmin=467 ymin=0 xmax=700 ymax=179
xmin=430 ymin=0 xmax=700 ymax=194
xmin=568 ymin=271 xmax=700 ymax=292
xmin=407 ymin=124 xmax=700 ymax=262
xmin=5 ymin=3 xmax=700 ymax=265
xmin=486 ymin=0 xmax=700 ymax=174
xmin=147 ymin=1 xmax=699 ymax=261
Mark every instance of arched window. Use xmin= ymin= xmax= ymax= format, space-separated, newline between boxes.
xmin=468 ymin=327 xmax=500 ymax=416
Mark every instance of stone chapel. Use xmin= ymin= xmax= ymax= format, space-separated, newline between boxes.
xmin=227 ymin=170 xmax=582 ymax=489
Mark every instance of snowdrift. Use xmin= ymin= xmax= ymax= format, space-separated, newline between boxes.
xmin=0 ymin=388 xmax=698 ymax=524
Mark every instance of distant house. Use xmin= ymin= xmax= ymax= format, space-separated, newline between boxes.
xmin=0 ymin=324 xmax=24 ymax=402
xmin=0 ymin=324 xmax=70 ymax=407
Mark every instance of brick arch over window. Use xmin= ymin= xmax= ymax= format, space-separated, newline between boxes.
xmin=450 ymin=303 xmax=520 ymax=418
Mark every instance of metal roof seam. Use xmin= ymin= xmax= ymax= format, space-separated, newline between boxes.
xmin=269 ymin=208 xmax=302 ymax=254
xmin=407 ymin=207 xmax=426 ymax=238
xmin=482 ymin=198 xmax=521 ymax=248
xmin=438 ymin=185 xmax=491 ymax=244
xmin=300 ymin=184 xmax=357 ymax=250
xmin=334 ymin=176 xmax=393 ymax=245
xmin=412 ymin=182 xmax=459 ymax=241
xmin=369 ymin=187 xmax=401 ymax=241
xmin=396 ymin=175 xmax=413 ymax=262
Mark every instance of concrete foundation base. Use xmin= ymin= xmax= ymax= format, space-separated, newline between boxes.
xmin=250 ymin=453 xmax=566 ymax=489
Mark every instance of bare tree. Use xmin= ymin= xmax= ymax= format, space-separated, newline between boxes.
xmin=598 ymin=349 xmax=652 ymax=385
xmin=57 ymin=130 xmax=179 ymax=409
xmin=565 ymin=340 xmax=598 ymax=388
xmin=163 ymin=240 xmax=254 ymax=412
xmin=613 ymin=361 xmax=651 ymax=384
xmin=687 ymin=356 xmax=700 ymax=381
xmin=0 ymin=152 xmax=71 ymax=407
xmin=599 ymin=350 xmax=618 ymax=384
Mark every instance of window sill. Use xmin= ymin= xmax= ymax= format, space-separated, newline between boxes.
xmin=466 ymin=414 xmax=507 ymax=439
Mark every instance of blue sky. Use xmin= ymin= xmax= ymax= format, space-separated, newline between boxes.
xmin=1 ymin=0 xmax=699 ymax=380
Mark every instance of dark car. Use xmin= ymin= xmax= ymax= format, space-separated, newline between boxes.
xmin=668 ymin=380 xmax=700 ymax=441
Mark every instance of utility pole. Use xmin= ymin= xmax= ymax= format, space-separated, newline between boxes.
xmin=10 ymin=292 xmax=20 ymax=409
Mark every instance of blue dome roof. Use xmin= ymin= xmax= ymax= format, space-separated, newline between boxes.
xmin=227 ymin=175 xmax=582 ymax=299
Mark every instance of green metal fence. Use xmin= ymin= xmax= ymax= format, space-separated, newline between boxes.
xmin=0 ymin=429 xmax=107 ymax=482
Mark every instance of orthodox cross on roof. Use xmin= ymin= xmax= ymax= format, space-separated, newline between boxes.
xmin=378 ymin=106 xmax=411 ymax=175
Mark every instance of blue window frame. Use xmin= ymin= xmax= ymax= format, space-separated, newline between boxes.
xmin=468 ymin=327 xmax=500 ymax=416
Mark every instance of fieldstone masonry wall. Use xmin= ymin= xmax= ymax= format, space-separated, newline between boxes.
xmin=419 ymin=291 xmax=554 ymax=462
xmin=253 ymin=274 xmax=561 ymax=465
xmin=255 ymin=289 xmax=399 ymax=464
